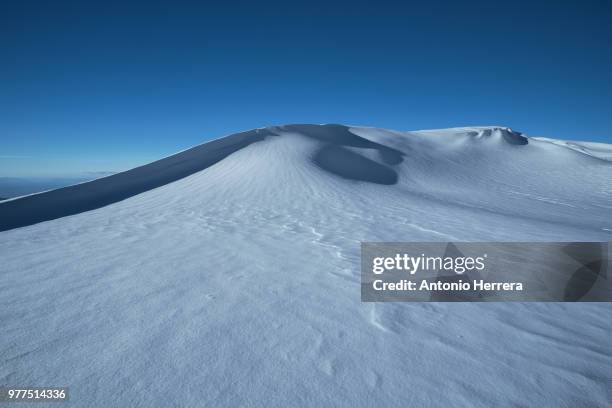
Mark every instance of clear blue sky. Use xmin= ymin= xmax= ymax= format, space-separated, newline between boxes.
xmin=1 ymin=0 xmax=611 ymax=177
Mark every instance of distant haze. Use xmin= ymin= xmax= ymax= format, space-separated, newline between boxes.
xmin=0 ymin=173 xmax=114 ymax=199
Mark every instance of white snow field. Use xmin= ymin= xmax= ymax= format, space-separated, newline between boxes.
xmin=1 ymin=124 xmax=611 ymax=407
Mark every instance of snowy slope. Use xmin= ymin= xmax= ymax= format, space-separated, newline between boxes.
xmin=1 ymin=124 xmax=611 ymax=407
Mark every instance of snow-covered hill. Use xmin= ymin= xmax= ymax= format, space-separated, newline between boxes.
xmin=1 ymin=124 xmax=611 ymax=407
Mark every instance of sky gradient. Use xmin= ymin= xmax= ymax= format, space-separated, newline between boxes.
xmin=1 ymin=0 xmax=612 ymax=177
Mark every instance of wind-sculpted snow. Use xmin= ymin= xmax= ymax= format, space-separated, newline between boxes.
xmin=0 ymin=128 xmax=275 ymax=232
xmin=0 ymin=124 xmax=611 ymax=407
xmin=465 ymin=127 xmax=529 ymax=145
xmin=313 ymin=144 xmax=399 ymax=184
xmin=287 ymin=124 xmax=404 ymax=184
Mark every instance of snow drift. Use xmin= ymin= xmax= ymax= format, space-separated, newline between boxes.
xmin=0 ymin=124 xmax=611 ymax=407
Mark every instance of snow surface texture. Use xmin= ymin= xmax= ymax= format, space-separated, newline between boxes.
xmin=1 ymin=124 xmax=611 ymax=407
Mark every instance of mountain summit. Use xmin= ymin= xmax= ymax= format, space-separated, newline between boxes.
xmin=0 ymin=124 xmax=609 ymax=232
xmin=1 ymin=124 xmax=611 ymax=406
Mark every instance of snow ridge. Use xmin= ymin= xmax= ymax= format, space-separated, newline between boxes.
xmin=1 ymin=124 xmax=611 ymax=407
